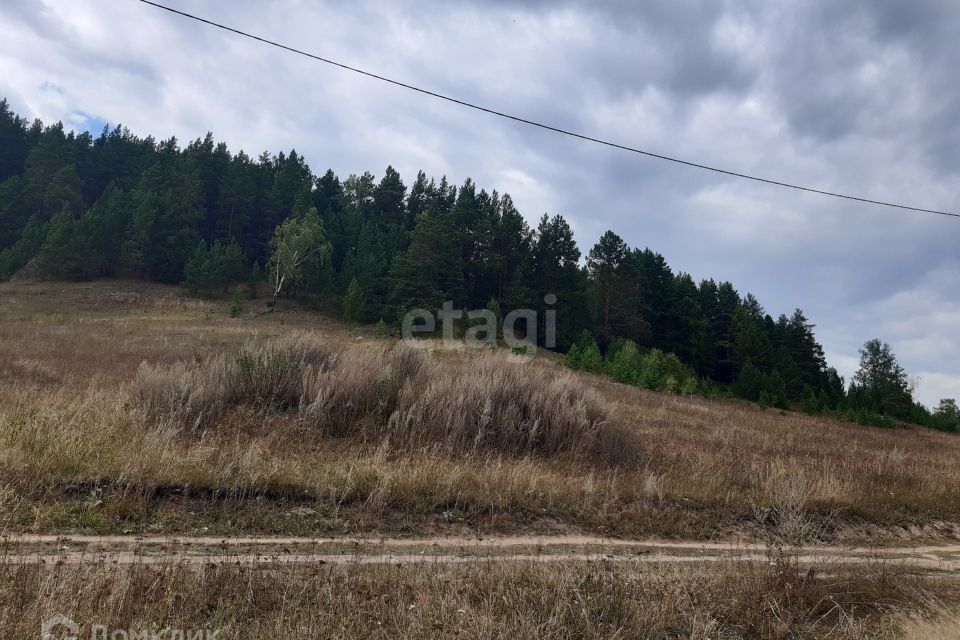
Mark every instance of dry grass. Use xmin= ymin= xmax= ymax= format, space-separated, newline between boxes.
xmin=127 ymin=333 xmax=634 ymax=464
xmin=3 ymin=280 xmax=960 ymax=637
xmin=898 ymin=608 xmax=960 ymax=639
xmin=0 ymin=553 xmax=947 ymax=639
xmin=1 ymin=280 xmax=960 ymax=541
xmin=387 ymin=354 xmax=637 ymax=465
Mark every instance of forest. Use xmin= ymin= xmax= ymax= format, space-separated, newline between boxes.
xmin=0 ymin=99 xmax=955 ymax=431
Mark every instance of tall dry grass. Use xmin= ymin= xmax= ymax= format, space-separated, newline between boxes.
xmin=3 ymin=280 xmax=960 ymax=539
xmin=127 ymin=335 xmax=638 ymax=465
xmin=388 ymin=355 xmax=636 ymax=465
xmin=0 ymin=554 xmax=943 ymax=640
xmin=899 ymin=608 xmax=960 ymax=639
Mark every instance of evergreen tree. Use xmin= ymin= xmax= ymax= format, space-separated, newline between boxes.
xmin=850 ymin=339 xmax=914 ymax=419
xmin=35 ymin=212 xmax=99 ymax=279
xmin=390 ymin=203 xmax=464 ymax=314
xmin=0 ymin=99 xmax=31 ymax=183
xmin=183 ymin=241 xmax=219 ymax=296
xmin=0 ymin=101 xmax=932 ymax=427
xmin=932 ymin=399 xmax=959 ymax=432
xmin=342 ymin=277 xmax=365 ymax=322
xmin=587 ymin=230 xmax=650 ymax=345
xmin=532 ymin=214 xmax=589 ymax=349
xmin=733 ymin=360 xmax=764 ymax=402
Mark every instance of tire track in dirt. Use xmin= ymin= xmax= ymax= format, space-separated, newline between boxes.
xmin=4 ymin=534 xmax=960 ymax=571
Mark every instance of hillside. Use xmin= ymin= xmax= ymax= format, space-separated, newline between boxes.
xmin=2 ymin=100 xmax=952 ymax=432
xmin=3 ymin=279 xmax=960 ymax=638
xmin=2 ymin=279 xmax=958 ymax=542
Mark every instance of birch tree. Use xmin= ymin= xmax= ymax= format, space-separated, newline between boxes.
xmin=268 ymin=207 xmax=329 ymax=307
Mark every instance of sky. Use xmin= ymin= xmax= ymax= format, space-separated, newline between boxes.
xmin=0 ymin=0 xmax=957 ymax=407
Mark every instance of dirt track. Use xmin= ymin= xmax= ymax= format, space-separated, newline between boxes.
xmin=4 ymin=534 xmax=960 ymax=571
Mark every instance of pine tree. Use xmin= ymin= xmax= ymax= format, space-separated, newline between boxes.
xmin=35 ymin=212 xmax=99 ymax=279
xmin=932 ymin=399 xmax=959 ymax=432
xmin=587 ymin=230 xmax=629 ymax=338
xmin=342 ymin=277 xmax=365 ymax=322
xmin=800 ymin=385 xmax=819 ymax=414
xmin=247 ymin=262 xmax=264 ymax=298
xmin=183 ymin=241 xmax=219 ymax=296
xmin=390 ymin=204 xmax=465 ymax=314
xmin=733 ymin=360 xmax=764 ymax=402
xmin=851 ymin=339 xmax=913 ymax=418
xmin=532 ymin=214 xmax=589 ymax=349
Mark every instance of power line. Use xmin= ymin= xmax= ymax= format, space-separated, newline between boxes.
xmin=137 ymin=0 xmax=959 ymax=220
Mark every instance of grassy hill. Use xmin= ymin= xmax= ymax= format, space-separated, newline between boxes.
xmin=3 ymin=280 xmax=960 ymax=638
xmin=1 ymin=279 xmax=958 ymax=543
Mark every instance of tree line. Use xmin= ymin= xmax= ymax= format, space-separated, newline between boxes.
xmin=0 ymin=99 xmax=955 ymax=431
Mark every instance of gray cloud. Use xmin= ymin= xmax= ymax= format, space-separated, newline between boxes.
xmin=0 ymin=0 xmax=957 ymax=406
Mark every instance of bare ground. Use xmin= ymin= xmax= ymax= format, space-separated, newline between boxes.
xmin=5 ymin=533 xmax=960 ymax=572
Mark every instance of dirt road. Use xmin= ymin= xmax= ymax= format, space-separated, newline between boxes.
xmin=4 ymin=534 xmax=960 ymax=571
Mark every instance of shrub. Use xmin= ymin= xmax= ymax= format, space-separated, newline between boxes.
xmin=225 ymin=334 xmax=339 ymax=411
xmin=387 ymin=355 xmax=639 ymax=465
xmin=564 ymin=344 xmax=582 ymax=369
xmin=844 ymin=409 xmax=897 ymax=429
xmin=566 ymin=331 xmax=602 ymax=373
xmin=604 ymin=340 xmax=641 ymax=384
xmin=698 ymin=378 xmax=717 ymax=397
xmin=127 ymin=357 xmax=229 ymax=429
xmin=511 ymin=343 xmax=532 ymax=356
xmin=374 ymin=319 xmax=391 ymax=339
xmin=764 ymin=371 xmax=788 ymax=408
xmin=342 ymin=277 xmax=365 ymax=322
xmin=816 ymin=388 xmax=831 ymax=412
xmin=635 ymin=349 xmax=694 ymax=393
xmin=799 ymin=385 xmax=819 ymax=414
xmin=680 ymin=376 xmax=698 ymax=397
xmin=229 ymin=345 xmax=304 ymax=411
xmin=229 ymin=286 xmax=245 ymax=317
xmin=128 ymin=332 xmax=337 ymax=427
xmin=663 ymin=375 xmax=679 ymax=394
xmin=128 ymin=336 xmax=637 ymax=466
xmin=758 ymin=391 xmax=774 ymax=408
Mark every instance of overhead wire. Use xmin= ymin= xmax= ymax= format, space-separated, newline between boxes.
xmin=136 ymin=0 xmax=960 ymax=220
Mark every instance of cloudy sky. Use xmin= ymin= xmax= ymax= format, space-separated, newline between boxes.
xmin=1 ymin=0 xmax=957 ymax=406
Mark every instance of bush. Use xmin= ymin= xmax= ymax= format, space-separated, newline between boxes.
xmin=229 ymin=345 xmax=305 ymax=411
xmin=128 ymin=333 xmax=337 ymax=428
xmin=565 ymin=331 xmax=602 ymax=373
xmin=374 ymin=319 xmax=391 ymax=339
xmin=565 ymin=344 xmax=582 ymax=369
xmin=764 ymin=371 xmax=788 ymax=409
xmin=635 ymin=349 xmax=694 ymax=393
xmin=511 ymin=343 xmax=532 ymax=356
xmin=698 ymin=378 xmax=718 ymax=398
xmin=680 ymin=377 xmax=698 ymax=397
xmin=229 ymin=287 xmax=245 ymax=317
xmin=300 ymin=342 xmax=431 ymax=437
xmin=734 ymin=361 xmax=763 ymax=401
xmin=127 ymin=357 xmax=229 ymax=429
xmin=128 ymin=337 xmax=635 ymax=465
xmin=604 ymin=340 xmax=641 ymax=384
xmin=844 ymin=409 xmax=897 ymax=429
xmin=799 ymin=385 xmax=819 ymax=414
xmin=931 ymin=398 xmax=960 ymax=432
xmin=388 ymin=354 xmax=639 ymax=465
xmin=758 ymin=391 xmax=774 ymax=408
